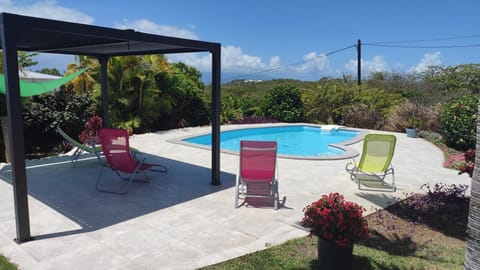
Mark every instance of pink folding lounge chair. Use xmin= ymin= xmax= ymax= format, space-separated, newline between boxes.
xmin=96 ymin=128 xmax=167 ymax=194
xmin=234 ymin=140 xmax=279 ymax=210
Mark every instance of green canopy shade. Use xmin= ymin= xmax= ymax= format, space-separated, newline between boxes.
xmin=0 ymin=68 xmax=88 ymax=97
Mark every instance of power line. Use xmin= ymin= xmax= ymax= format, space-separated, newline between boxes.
xmin=363 ymin=43 xmax=480 ymax=49
xmin=367 ymin=34 xmax=480 ymax=44
xmin=225 ymin=44 xmax=356 ymax=81
xmin=223 ymin=34 xmax=480 ymax=82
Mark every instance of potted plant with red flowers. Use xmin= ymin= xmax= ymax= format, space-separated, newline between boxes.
xmin=302 ymin=192 xmax=369 ymax=270
xmin=79 ymin=115 xmax=103 ymax=146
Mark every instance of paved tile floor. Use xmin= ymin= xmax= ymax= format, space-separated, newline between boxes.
xmin=0 ymin=124 xmax=471 ymax=269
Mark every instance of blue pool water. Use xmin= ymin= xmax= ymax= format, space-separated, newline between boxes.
xmin=183 ymin=125 xmax=359 ymax=157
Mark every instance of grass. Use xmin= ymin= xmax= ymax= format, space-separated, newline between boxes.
xmin=201 ymin=191 xmax=469 ymax=270
xmin=0 ymin=254 xmax=17 ymax=270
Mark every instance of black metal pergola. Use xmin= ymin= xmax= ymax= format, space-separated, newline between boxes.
xmin=0 ymin=12 xmax=221 ymax=243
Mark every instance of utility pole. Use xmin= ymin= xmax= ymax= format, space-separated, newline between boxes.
xmin=357 ymin=39 xmax=361 ymax=92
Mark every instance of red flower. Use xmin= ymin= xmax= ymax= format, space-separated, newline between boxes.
xmin=302 ymin=192 xmax=369 ymax=247
xmin=79 ymin=115 xmax=103 ymax=144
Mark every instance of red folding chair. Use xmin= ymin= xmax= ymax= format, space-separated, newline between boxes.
xmin=96 ymin=128 xmax=167 ymax=194
xmin=234 ymin=140 xmax=279 ymax=210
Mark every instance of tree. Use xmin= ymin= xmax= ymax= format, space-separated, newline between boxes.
xmin=422 ymin=64 xmax=480 ymax=103
xmin=102 ymin=56 xmax=144 ymax=130
xmin=151 ymin=61 xmax=209 ymax=129
xmin=464 ymin=101 xmax=480 ymax=269
xmin=260 ymin=85 xmax=304 ymax=122
xmin=36 ymin=68 xmax=61 ymax=76
xmin=18 ymin=51 xmax=39 ymax=68
xmin=64 ymin=56 xmax=97 ymax=94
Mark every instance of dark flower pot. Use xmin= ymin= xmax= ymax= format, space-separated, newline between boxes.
xmin=317 ymin=237 xmax=353 ymax=270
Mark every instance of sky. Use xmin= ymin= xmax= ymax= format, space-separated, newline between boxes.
xmin=2 ymin=0 xmax=479 ymax=82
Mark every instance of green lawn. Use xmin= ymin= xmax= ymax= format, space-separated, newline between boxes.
xmin=0 ymin=254 xmax=17 ymax=270
xmin=201 ymin=191 xmax=468 ymax=270
xmin=200 ymin=236 xmax=465 ymax=270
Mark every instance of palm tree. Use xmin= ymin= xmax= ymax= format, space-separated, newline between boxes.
xmin=464 ymin=105 xmax=480 ymax=269
xmin=137 ymin=54 xmax=168 ymax=114
xmin=64 ymin=56 xmax=97 ymax=94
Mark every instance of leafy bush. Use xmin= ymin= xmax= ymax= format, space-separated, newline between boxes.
xmin=303 ymin=82 xmax=355 ymax=124
xmin=260 ymin=85 xmax=304 ymax=122
xmin=22 ymin=88 xmax=95 ymax=155
xmin=220 ymin=96 xmax=240 ymax=124
xmin=354 ymin=87 xmax=403 ymax=118
xmin=303 ymin=83 xmax=401 ymax=126
xmin=441 ymin=95 xmax=478 ymax=150
xmin=230 ymin=116 xmax=279 ymax=124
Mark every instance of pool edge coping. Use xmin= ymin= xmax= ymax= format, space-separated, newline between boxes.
xmin=167 ymin=123 xmax=368 ymax=160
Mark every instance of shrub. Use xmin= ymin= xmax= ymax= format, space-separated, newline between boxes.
xmin=444 ymin=149 xmax=475 ymax=177
xmin=341 ymin=103 xmax=384 ymax=129
xmin=385 ymin=100 xmax=438 ymax=132
xmin=220 ymin=95 xmax=247 ymax=124
xmin=260 ymin=85 xmax=304 ymax=122
xmin=230 ymin=116 xmax=279 ymax=124
xmin=424 ymin=103 xmax=443 ymax=133
xmin=79 ymin=115 xmax=103 ymax=144
xmin=418 ymin=130 xmax=443 ymax=145
xmin=441 ymin=95 xmax=478 ymax=150
xmin=22 ymin=88 xmax=95 ymax=155
xmin=303 ymin=82 xmax=355 ymax=124
xmin=420 ymin=182 xmax=469 ymax=204
xmin=354 ymin=87 xmax=403 ymax=119
xmin=397 ymin=182 xmax=469 ymax=220
xmin=302 ymin=193 xmax=369 ymax=247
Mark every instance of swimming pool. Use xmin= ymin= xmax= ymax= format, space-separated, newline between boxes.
xmin=178 ymin=125 xmax=364 ymax=160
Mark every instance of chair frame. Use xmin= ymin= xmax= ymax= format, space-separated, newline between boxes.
xmin=234 ymin=140 xmax=279 ymax=210
xmin=57 ymin=127 xmax=141 ymax=165
xmin=56 ymin=127 xmax=102 ymax=163
xmin=96 ymin=128 xmax=167 ymax=194
xmin=345 ymin=134 xmax=397 ymax=191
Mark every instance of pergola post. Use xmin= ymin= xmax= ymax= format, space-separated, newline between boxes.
xmin=0 ymin=17 xmax=32 ymax=243
xmin=0 ymin=12 xmax=222 ymax=243
xmin=210 ymin=45 xmax=221 ymax=186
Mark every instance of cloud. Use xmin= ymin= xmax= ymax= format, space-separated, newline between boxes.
xmin=295 ymin=52 xmax=331 ymax=74
xmin=167 ymin=52 xmax=212 ymax=72
xmin=115 ymin=19 xmax=198 ymax=40
xmin=408 ymin=52 xmax=442 ymax=73
xmin=269 ymin=56 xmax=281 ymax=67
xmin=0 ymin=0 xmax=93 ymax=24
xmin=169 ymin=45 xmax=269 ymax=72
xmin=221 ymin=46 xmax=267 ymax=71
xmin=169 ymin=49 xmax=339 ymax=81
xmin=345 ymin=55 xmax=388 ymax=74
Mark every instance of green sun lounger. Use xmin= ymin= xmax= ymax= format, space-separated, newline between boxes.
xmin=56 ymin=127 xmax=140 ymax=164
xmin=345 ymin=133 xmax=397 ymax=191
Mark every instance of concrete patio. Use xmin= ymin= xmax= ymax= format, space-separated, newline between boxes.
xmin=0 ymin=123 xmax=471 ymax=269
